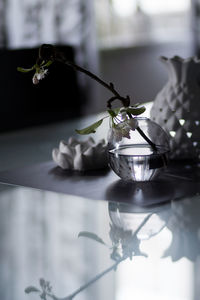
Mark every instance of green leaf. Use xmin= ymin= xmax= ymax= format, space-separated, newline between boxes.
xmin=107 ymin=109 xmax=117 ymax=118
xmin=17 ymin=66 xmax=35 ymax=73
xmin=78 ymin=231 xmax=107 ymax=246
xmin=25 ymin=286 xmax=40 ymax=294
xmin=127 ymin=106 xmax=146 ymax=116
xmin=113 ymin=107 xmax=121 ymax=115
xmin=75 ymin=119 xmax=103 ymax=135
xmin=42 ymin=60 xmax=53 ymax=68
xmin=107 ymin=107 xmax=121 ymax=118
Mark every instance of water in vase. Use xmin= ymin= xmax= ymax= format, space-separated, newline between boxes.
xmin=108 ymin=144 xmax=168 ymax=181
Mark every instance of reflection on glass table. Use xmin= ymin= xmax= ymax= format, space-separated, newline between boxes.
xmin=1 ymin=182 xmax=200 ymax=300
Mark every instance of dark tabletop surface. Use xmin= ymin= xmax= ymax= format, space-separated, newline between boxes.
xmin=1 ymin=105 xmax=200 ymax=300
xmin=0 ymin=160 xmax=200 ymax=207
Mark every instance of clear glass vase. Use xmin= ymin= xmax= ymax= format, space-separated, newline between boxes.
xmin=107 ymin=117 xmax=170 ymax=181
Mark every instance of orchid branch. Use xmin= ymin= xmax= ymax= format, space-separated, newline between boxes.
xmin=17 ymin=44 xmax=157 ymax=151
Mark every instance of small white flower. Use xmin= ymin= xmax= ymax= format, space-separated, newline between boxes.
xmin=113 ymin=122 xmax=131 ymax=142
xmin=120 ymin=124 xmax=131 ymax=139
xmin=32 ymin=68 xmax=48 ymax=85
xmin=128 ymin=118 xmax=138 ymax=130
xmin=112 ymin=127 xmax=124 ymax=142
xmin=112 ymin=117 xmax=138 ymax=142
xmin=32 ymin=75 xmax=39 ymax=85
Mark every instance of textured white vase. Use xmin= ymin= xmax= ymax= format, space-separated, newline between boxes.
xmin=150 ymin=56 xmax=200 ymax=160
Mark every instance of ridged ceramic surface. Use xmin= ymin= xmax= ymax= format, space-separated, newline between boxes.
xmin=150 ymin=56 xmax=200 ymax=160
xmin=52 ymin=137 xmax=108 ymax=171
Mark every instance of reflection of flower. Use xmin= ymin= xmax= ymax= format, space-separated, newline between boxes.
xmin=162 ymin=197 xmax=200 ymax=262
xmin=109 ymin=198 xmax=200 ymax=263
xmin=25 ymin=278 xmax=53 ymax=299
xmin=109 ymin=223 xmax=147 ymax=260
xmin=24 ymin=204 xmax=159 ymax=300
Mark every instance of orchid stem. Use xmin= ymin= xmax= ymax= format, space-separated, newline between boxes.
xmin=136 ymin=127 xmax=157 ymax=152
xmin=62 ymin=259 xmax=124 ymax=300
xmin=37 ymin=44 xmax=157 ymax=152
xmin=57 ymin=58 xmax=130 ymax=108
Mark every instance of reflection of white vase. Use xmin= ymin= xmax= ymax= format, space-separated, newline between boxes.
xmin=150 ymin=56 xmax=200 ymax=160
xmin=162 ymin=197 xmax=200 ymax=262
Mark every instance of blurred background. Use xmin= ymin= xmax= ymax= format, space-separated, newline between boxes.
xmin=0 ymin=0 xmax=199 ymax=131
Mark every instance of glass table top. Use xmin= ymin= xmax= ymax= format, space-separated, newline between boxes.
xmin=1 ymin=181 xmax=200 ymax=300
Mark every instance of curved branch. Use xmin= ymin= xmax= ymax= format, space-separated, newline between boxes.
xmin=38 ymin=44 xmax=130 ymax=108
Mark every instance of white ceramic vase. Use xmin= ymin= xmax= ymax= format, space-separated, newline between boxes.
xmin=150 ymin=56 xmax=200 ymax=160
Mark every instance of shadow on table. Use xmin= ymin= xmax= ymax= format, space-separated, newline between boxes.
xmin=49 ymin=165 xmax=110 ymax=179
xmin=106 ymin=176 xmax=200 ymax=207
xmin=49 ymin=160 xmax=200 ymax=206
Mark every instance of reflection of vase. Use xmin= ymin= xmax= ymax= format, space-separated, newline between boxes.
xmin=109 ymin=197 xmax=200 ymax=262
xmin=108 ymin=202 xmax=168 ymax=240
xmin=150 ymin=56 xmax=200 ymax=160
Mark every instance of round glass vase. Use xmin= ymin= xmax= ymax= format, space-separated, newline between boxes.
xmin=107 ymin=117 xmax=170 ymax=182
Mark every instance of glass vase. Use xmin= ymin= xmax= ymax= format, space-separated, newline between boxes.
xmin=107 ymin=117 xmax=170 ymax=181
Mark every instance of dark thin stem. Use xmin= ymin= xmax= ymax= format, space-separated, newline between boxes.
xmin=62 ymin=259 xmax=124 ymax=300
xmin=133 ymin=213 xmax=153 ymax=236
xmin=64 ymin=59 xmax=157 ymax=152
xmin=136 ymin=127 xmax=157 ymax=152
xmin=44 ymin=213 xmax=154 ymax=300
xmin=56 ymin=58 xmax=130 ymax=108
xmin=37 ymin=44 xmax=157 ymax=152
xmin=62 ymin=60 xmax=120 ymax=97
xmin=61 ymin=213 xmax=153 ymax=300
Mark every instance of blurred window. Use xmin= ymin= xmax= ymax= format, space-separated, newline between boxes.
xmin=95 ymin=0 xmax=191 ymax=49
